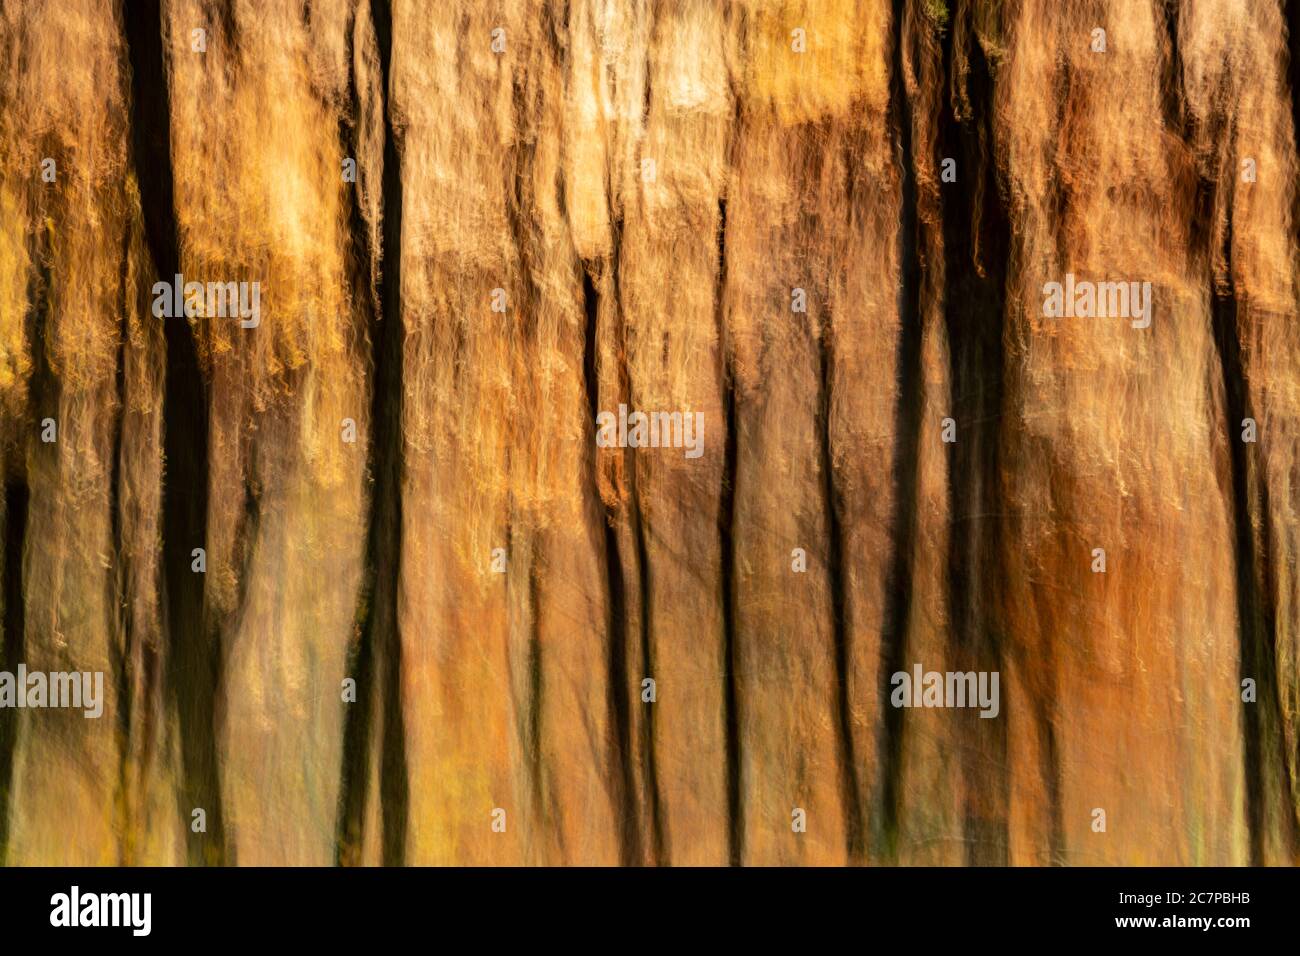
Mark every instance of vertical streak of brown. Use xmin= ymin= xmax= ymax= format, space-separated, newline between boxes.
xmin=815 ymin=295 xmax=864 ymax=862
xmin=581 ymin=261 xmax=645 ymax=867
xmin=937 ymin=1 xmax=1012 ymax=865
xmin=1166 ymin=1 xmax=1297 ymax=863
xmin=0 ymin=221 xmax=48 ymax=863
xmin=715 ymin=192 xmax=743 ymax=867
xmin=877 ymin=0 xmax=926 ymax=860
xmin=124 ymin=0 xmax=227 ymax=866
xmin=0 ymin=480 xmax=27 ymax=861
xmin=335 ymin=0 xmax=380 ymax=868
xmin=357 ymin=0 xmax=409 ymax=866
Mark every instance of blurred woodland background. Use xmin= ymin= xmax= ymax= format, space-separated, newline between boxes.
xmin=0 ymin=0 xmax=1298 ymax=865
